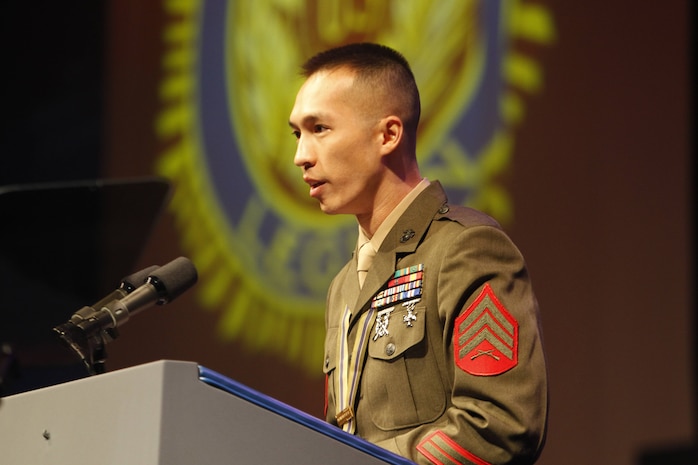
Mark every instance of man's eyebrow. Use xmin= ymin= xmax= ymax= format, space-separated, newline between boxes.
xmin=288 ymin=114 xmax=322 ymax=129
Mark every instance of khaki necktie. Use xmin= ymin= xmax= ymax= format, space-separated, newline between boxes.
xmin=357 ymin=241 xmax=376 ymax=288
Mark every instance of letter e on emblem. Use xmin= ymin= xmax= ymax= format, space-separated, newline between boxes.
xmin=454 ymin=283 xmax=518 ymax=376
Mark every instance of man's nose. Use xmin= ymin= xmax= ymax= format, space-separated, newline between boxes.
xmin=294 ymin=137 xmax=313 ymax=169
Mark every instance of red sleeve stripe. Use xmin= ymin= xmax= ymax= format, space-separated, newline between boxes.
xmin=417 ymin=431 xmax=492 ymax=465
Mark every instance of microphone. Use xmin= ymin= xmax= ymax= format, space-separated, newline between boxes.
xmin=64 ymin=257 xmax=197 ymax=338
xmin=66 ymin=265 xmax=160 ymax=327
xmin=53 ymin=257 xmax=198 ymax=373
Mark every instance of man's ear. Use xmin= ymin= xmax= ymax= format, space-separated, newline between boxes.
xmin=379 ymin=116 xmax=404 ymax=156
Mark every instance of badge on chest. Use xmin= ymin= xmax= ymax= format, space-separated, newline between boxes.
xmin=370 ymin=264 xmax=424 ymax=348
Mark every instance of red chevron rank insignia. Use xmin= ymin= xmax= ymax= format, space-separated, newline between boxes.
xmin=417 ymin=431 xmax=492 ymax=465
xmin=454 ymin=283 xmax=518 ymax=376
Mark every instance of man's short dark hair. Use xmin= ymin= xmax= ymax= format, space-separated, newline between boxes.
xmin=302 ymin=43 xmax=421 ymax=136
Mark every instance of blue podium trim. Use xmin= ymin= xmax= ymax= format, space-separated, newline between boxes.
xmin=198 ymin=365 xmax=415 ymax=464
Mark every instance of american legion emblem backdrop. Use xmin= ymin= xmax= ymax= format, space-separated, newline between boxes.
xmin=153 ymin=0 xmax=554 ymax=373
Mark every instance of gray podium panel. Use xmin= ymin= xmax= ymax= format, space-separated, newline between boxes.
xmin=0 ymin=360 xmax=414 ymax=464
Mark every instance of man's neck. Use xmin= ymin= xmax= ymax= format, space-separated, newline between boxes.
xmin=357 ymin=177 xmax=428 ymax=238
xmin=357 ymin=187 xmax=411 ymax=237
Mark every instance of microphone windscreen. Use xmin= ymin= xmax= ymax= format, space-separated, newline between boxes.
xmin=148 ymin=256 xmax=198 ymax=303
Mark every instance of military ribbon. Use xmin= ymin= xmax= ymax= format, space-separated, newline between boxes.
xmin=335 ymin=304 xmax=375 ymax=434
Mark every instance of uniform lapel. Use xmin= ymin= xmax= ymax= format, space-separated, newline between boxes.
xmin=350 ymin=182 xmax=448 ymax=324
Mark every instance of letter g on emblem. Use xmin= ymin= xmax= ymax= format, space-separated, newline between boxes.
xmin=454 ymin=283 xmax=518 ymax=376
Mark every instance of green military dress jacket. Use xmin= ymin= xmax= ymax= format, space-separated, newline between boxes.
xmin=323 ymin=182 xmax=548 ymax=465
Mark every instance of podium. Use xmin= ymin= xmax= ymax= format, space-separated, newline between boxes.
xmin=0 ymin=360 xmax=414 ymax=464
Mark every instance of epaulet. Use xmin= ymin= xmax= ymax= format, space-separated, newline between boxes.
xmin=435 ymin=203 xmax=502 ymax=230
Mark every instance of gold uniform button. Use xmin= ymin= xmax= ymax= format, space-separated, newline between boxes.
xmin=385 ymin=343 xmax=396 ymax=356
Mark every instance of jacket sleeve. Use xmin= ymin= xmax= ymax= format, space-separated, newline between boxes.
xmin=375 ymin=224 xmax=548 ymax=465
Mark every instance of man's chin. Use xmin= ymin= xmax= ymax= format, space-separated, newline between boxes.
xmin=317 ymin=202 xmax=348 ymax=216
xmin=318 ymin=204 xmax=339 ymax=215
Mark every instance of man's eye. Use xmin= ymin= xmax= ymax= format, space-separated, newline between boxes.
xmin=291 ymin=130 xmax=300 ymax=139
xmin=314 ymin=125 xmax=327 ymax=133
